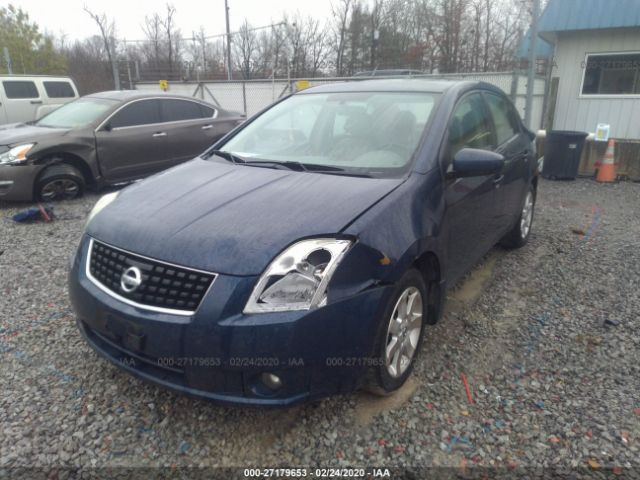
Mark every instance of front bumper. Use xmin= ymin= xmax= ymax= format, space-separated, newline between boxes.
xmin=0 ymin=164 xmax=41 ymax=201
xmin=69 ymin=236 xmax=391 ymax=406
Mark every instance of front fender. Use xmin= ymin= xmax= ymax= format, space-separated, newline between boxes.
xmin=30 ymin=134 xmax=99 ymax=180
xmin=340 ymin=170 xmax=447 ymax=288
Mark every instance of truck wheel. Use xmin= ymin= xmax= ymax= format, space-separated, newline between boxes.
xmin=500 ymin=185 xmax=536 ymax=249
xmin=365 ymin=268 xmax=427 ymax=395
xmin=36 ymin=164 xmax=85 ymax=201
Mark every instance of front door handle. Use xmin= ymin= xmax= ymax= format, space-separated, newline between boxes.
xmin=152 ymin=132 xmax=167 ymax=138
xmin=493 ymin=174 xmax=505 ymax=185
xmin=201 ymin=125 xmax=213 ymax=130
xmin=30 ymin=100 xmax=43 ymax=105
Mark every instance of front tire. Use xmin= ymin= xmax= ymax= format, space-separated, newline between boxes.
xmin=500 ymin=185 xmax=536 ymax=249
xmin=36 ymin=164 xmax=85 ymax=202
xmin=365 ymin=269 xmax=427 ymax=395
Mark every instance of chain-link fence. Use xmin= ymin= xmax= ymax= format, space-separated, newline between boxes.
xmin=134 ymin=72 xmax=548 ymax=129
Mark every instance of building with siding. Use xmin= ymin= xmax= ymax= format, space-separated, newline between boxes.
xmin=538 ymin=0 xmax=640 ymax=140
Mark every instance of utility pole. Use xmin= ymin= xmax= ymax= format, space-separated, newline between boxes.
xmin=525 ymin=0 xmax=540 ymax=129
xmin=2 ymin=47 xmax=12 ymax=74
xmin=371 ymin=29 xmax=379 ymax=71
xmin=124 ymin=39 xmax=133 ymax=89
xmin=126 ymin=60 xmax=133 ymax=89
xmin=225 ymin=0 xmax=232 ymax=80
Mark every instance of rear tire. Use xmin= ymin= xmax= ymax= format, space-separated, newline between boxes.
xmin=365 ymin=269 xmax=427 ymax=396
xmin=36 ymin=164 xmax=85 ymax=202
xmin=500 ymin=185 xmax=536 ymax=249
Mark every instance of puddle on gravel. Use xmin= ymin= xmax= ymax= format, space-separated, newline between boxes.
xmin=353 ymin=376 xmax=419 ymax=427
xmin=351 ymin=253 xmax=501 ymax=427
xmin=445 ymin=253 xmax=499 ymax=315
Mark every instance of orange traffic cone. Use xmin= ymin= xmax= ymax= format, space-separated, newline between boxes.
xmin=596 ymin=139 xmax=617 ymax=183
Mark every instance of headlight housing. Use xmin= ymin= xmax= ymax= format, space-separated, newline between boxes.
xmin=244 ymin=238 xmax=352 ymax=313
xmin=0 ymin=144 xmax=35 ymax=165
xmin=86 ymin=191 xmax=119 ymax=226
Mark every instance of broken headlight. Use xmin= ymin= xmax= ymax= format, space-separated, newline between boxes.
xmin=0 ymin=144 xmax=35 ymax=165
xmin=244 ymin=238 xmax=352 ymax=313
xmin=86 ymin=191 xmax=119 ymax=226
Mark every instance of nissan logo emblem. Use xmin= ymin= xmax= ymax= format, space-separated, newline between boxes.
xmin=120 ymin=266 xmax=143 ymax=293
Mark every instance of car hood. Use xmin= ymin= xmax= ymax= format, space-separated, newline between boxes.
xmin=88 ymin=158 xmax=403 ymax=276
xmin=0 ymin=123 xmax=70 ymax=146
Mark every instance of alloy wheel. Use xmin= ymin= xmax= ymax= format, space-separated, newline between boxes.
xmin=520 ymin=191 xmax=534 ymax=239
xmin=40 ymin=179 xmax=80 ymax=201
xmin=384 ymin=286 xmax=423 ymax=378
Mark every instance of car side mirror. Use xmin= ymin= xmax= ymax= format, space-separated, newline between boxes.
xmin=452 ymin=148 xmax=504 ymax=178
xmin=102 ymin=123 xmax=112 ymax=132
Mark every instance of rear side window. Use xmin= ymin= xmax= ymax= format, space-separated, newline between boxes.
xmin=109 ymin=100 xmax=161 ymax=128
xmin=43 ymin=81 xmax=75 ymax=98
xmin=448 ymin=93 xmax=493 ymax=158
xmin=3 ymin=81 xmax=39 ymax=99
xmin=484 ymin=93 xmax=520 ymax=146
xmin=199 ymin=104 xmax=215 ymax=118
xmin=160 ymin=99 xmax=205 ymax=122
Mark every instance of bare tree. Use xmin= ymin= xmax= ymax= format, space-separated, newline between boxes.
xmin=69 ymin=0 xmax=533 ymax=82
xmin=331 ymin=0 xmax=353 ymax=75
xmin=160 ymin=4 xmax=179 ymax=75
xmin=483 ymin=0 xmax=492 ymax=70
xmin=60 ymin=36 xmax=115 ymax=94
xmin=271 ymin=23 xmax=287 ymax=77
xmin=234 ymin=20 xmax=258 ymax=79
xmin=306 ymin=19 xmax=330 ymax=76
xmin=142 ymin=13 xmax=162 ymax=70
xmin=83 ymin=6 xmax=120 ymax=89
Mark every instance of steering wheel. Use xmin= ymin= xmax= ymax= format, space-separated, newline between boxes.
xmin=377 ymin=143 xmax=411 ymax=157
xmin=329 ymin=136 xmax=373 ymax=159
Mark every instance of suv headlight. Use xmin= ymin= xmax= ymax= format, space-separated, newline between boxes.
xmin=0 ymin=144 xmax=35 ymax=165
xmin=86 ymin=191 xmax=119 ymax=226
xmin=244 ymin=238 xmax=352 ymax=313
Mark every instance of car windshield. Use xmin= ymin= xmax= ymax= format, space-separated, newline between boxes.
xmin=36 ymin=98 xmax=118 ymax=129
xmin=217 ymin=91 xmax=439 ymax=177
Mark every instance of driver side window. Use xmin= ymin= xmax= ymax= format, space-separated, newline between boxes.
xmin=447 ymin=93 xmax=493 ymax=163
xmin=109 ymin=100 xmax=161 ymax=129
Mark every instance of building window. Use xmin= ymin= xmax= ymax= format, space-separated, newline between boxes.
xmin=582 ymin=52 xmax=640 ymax=95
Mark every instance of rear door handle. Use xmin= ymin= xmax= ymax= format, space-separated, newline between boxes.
xmin=201 ymin=125 xmax=213 ymax=130
xmin=152 ymin=132 xmax=167 ymax=138
xmin=30 ymin=100 xmax=43 ymax=105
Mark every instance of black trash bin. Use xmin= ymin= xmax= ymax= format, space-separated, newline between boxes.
xmin=542 ymin=131 xmax=589 ymax=180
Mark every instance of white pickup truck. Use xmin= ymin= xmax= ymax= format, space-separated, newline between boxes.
xmin=0 ymin=76 xmax=79 ymax=125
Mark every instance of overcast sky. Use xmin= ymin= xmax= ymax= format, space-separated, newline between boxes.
xmin=9 ymin=0 xmax=336 ymax=41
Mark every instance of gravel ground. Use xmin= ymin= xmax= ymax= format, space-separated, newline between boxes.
xmin=1 ymin=178 xmax=639 ymax=477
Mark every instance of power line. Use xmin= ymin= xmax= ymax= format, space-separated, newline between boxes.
xmin=120 ymin=21 xmax=286 ymax=45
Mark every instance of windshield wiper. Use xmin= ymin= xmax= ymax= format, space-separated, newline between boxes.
xmin=208 ymin=152 xmax=306 ymax=172
xmin=304 ymin=164 xmax=373 ymax=178
xmin=206 ymin=152 xmax=372 ymax=177
xmin=206 ymin=150 xmax=247 ymax=164
xmin=242 ymin=160 xmax=308 ymax=171
xmin=303 ymin=164 xmax=345 ymax=172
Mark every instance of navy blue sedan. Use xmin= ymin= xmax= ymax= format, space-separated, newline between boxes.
xmin=69 ymin=79 xmax=537 ymax=406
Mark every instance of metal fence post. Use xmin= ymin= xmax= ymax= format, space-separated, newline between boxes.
xmin=525 ymin=0 xmax=541 ymax=129
xmin=242 ymin=81 xmax=247 ymax=115
xmin=509 ymin=71 xmax=519 ymax=102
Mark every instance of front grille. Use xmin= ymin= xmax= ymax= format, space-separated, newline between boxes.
xmin=87 ymin=238 xmax=216 ymax=314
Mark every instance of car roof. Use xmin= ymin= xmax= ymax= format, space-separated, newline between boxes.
xmin=353 ymin=69 xmax=424 ymax=76
xmin=298 ymin=79 xmax=502 ymax=95
xmin=86 ymin=90 xmax=210 ymax=103
xmin=0 ymin=75 xmax=74 ymax=80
